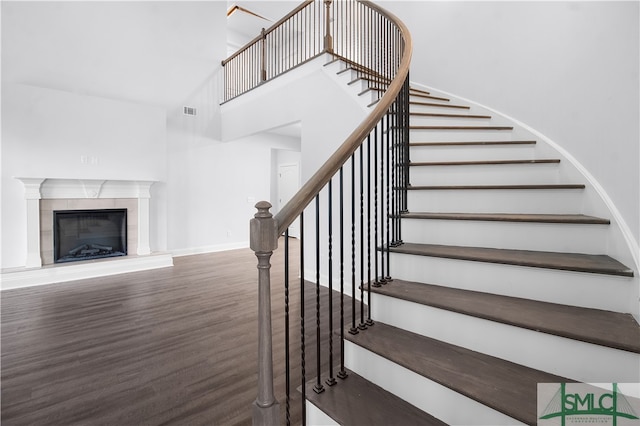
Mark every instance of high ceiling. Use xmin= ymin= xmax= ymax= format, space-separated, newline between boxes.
xmin=226 ymin=1 xmax=301 ymax=52
xmin=1 ymin=1 xmax=300 ymax=110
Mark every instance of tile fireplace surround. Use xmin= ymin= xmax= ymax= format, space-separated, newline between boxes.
xmin=2 ymin=178 xmax=173 ymax=290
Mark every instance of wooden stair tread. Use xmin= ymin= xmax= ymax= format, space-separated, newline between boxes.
xmin=411 ymin=140 xmax=536 ymax=146
xmin=410 ymin=159 xmax=560 ymax=166
xmin=410 ymin=93 xmax=450 ymax=102
xmin=385 ymin=243 xmax=634 ymax=277
xmin=401 ymin=212 xmax=611 ymax=224
xmin=371 ymin=279 xmax=640 ymax=353
xmin=324 ymin=56 xmax=342 ymax=67
xmin=407 ymin=184 xmax=585 ymax=190
xmin=335 ymin=61 xmax=389 ymax=79
xmin=410 ymin=112 xmax=491 ymax=119
xmin=303 ymin=370 xmax=446 ymax=426
xmin=410 ymin=87 xmax=431 ymax=95
xmin=358 ymin=87 xmax=385 ymax=96
xmin=349 ymin=76 xmax=391 ymax=86
xmin=346 ymin=322 xmax=570 ymax=425
xmin=411 ymin=125 xmax=513 ymax=130
xmin=410 ymin=101 xmax=470 ymax=110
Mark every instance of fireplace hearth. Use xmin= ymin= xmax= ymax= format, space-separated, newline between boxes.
xmin=54 ymin=209 xmax=127 ymax=263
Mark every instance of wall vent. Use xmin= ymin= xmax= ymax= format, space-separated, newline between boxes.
xmin=183 ymin=106 xmax=197 ymax=116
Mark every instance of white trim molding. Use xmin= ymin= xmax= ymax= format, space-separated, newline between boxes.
xmin=2 ymin=178 xmax=172 ymax=290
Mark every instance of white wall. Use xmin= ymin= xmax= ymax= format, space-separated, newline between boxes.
xmin=221 ymin=55 xmax=368 ymax=184
xmin=382 ymin=1 xmax=639 ymax=245
xmin=166 ymin=129 xmax=301 ymax=254
xmin=1 ymin=1 xmax=233 ymax=269
xmin=1 ymin=84 xmax=167 ymax=269
xmin=164 ymin=59 xmax=302 ymax=254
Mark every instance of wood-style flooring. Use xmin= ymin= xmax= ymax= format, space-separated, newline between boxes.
xmin=2 ymin=238 xmax=356 ymax=425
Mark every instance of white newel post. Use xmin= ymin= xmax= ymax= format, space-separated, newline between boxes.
xmin=21 ymin=178 xmax=46 ymax=268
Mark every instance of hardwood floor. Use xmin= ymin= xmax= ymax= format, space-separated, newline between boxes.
xmin=2 ymin=238 xmax=357 ymax=425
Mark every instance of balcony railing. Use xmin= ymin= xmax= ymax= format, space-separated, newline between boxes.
xmin=222 ymin=1 xmax=412 ymax=424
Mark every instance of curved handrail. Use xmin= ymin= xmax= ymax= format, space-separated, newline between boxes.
xmin=274 ymin=2 xmax=412 ymax=234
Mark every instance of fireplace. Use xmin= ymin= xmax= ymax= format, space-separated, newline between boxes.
xmin=54 ymin=209 xmax=128 ymax=263
xmin=4 ymin=178 xmax=173 ymax=290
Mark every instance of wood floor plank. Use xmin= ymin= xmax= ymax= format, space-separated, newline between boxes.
xmin=1 ymin=238 xmax=356 ymax=426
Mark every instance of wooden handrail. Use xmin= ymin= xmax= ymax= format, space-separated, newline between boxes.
xmin=246 ymin=3 xmax=413 ymax=424
xmin=274 ymin=4 xmax=413 ymax=234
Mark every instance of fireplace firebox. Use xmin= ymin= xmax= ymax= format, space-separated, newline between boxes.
xmin=53 ymin=209 xmax=127 ymax=263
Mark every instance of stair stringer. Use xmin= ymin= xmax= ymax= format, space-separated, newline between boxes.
xmin=411 ymin=82 xmax=639 ymax=320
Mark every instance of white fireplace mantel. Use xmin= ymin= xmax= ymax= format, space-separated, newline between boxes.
xmin=18 ymin=177 xmax=155 ymax=201
xmin=16 ymin=177 xmax=156 ymax=268
xmin=2 ymin=178 xmax=172 ymax=290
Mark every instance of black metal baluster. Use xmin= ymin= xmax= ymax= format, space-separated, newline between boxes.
xmin=390 ymin=100 xmax=398 ymax=248
xmin=337 ymin=167 xmax=348 ymax=380
xmin=314 ymin=196 xmax=324 ymax=394
xmin=397 ymin=94 xmax=402 ymax=243
xmin=395 ymin=94 xmax=402 ymax=246
xmin=366 ymin=134 xmax=375 ymax=325
xmin=284 ymin=229 xmax=291 ymax=426
xmin=373 ymin=122 xmax=381 ymax=288
xmin=401 ymin=77 xmax=409 ymax=238
xmin=299 ymin=212 xmax=306 ymax=425
xmin=403 ymin=74 xmax=410 ymax=217
xmin=349 ymin=154 xmax=359 ymax=335
xmin=326 ymin=180 xmax=336 ymax=387
xmin=385 ymin=107 xmax=392 ymax=282
xmin=358 ymin=145 xmax=367 ymax=331
xmin=379 ymin=114 xmax=387 ymax=285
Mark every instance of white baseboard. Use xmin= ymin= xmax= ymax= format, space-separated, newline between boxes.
xmin=171 ymin=241 xmax=249 ymax=257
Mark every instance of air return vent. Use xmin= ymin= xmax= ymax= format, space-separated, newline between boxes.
xmin=183 ymin=106 xmax=197 ymax=116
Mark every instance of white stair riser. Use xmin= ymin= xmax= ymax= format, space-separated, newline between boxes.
xmin=409 ymin=163 xmax=561 ymax=186
xmin=346 ymin=79 xmax=369 ymax=95
xmin=410 ymin=95 xmax=453 ymax=104
xmin=344 ymin=340 xmax=524 ymax=425
xmin=407 ymin=188 xmax=584 ymax=214
xmin=410 ymin=113 xmax=511 ymax=127
xmin=357 ymin=89 xmax=378 ymax=106
xmin=410 ymin=145 xmax=537 ymax=162
xmin=400 ymin=219 xmax=608 ymax=254
xmin=410 ymin=129 xmax=513 ymax=142
xmin=371 ymin=294 xmax=640 ymax=382
xmin=306 ymin=401 xmax=339 ymax=426
xmin=324 ymin=62 xmax=377 ymax=109
xmin=388 ymin=253 xmax=635 ymax=313
xmin=322 ymin=57 xmax=345 ymax=73
xmin=410 ymin=116 xmax=495 ymax=127
xmin=410 ymin=103 xmax=472 ymax=114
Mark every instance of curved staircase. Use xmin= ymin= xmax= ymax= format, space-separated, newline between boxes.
xmin=304 ymin=78 xmax=639 ymax=425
